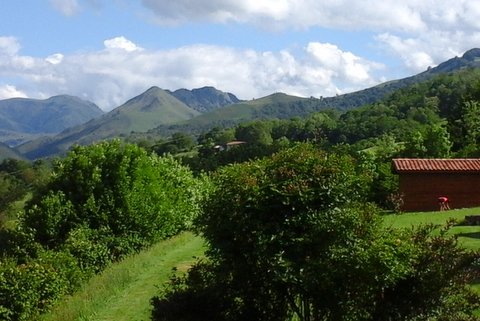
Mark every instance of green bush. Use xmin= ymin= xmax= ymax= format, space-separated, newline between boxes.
xmin=0 ymin=228 xmax=40 ymax=265
xmin=61 ymin=226 xmax=112 ymax=274
xmin=22 ymin=140 xmax=206 ymax=256
xmin=0 ymin=258 xmax=70 ymax=321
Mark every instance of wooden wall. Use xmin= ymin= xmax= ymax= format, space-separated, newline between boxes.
xmin=398 ymin=173 xmax=480 ymax=212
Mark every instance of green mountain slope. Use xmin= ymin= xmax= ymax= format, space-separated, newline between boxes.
xmin=18 ymin=87 xmax=200 ymax=159
xmin=150 ymin=48 xmax=480 ymax=138
xmin=0 ymin=95 xmax=103 ymax=146
xmin=316 ymin=48 xmax=480 ymax=110
xmin=0 ymin=141 xmax=25 ymax=161
xmin=18 ymin=48 xmax=480 ymax=159
xmin=185 ymin=93 xmax=306 ymax=125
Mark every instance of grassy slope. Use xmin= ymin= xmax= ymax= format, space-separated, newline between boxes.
xmin=40 ymin=232 xmax=205 ymax=321
xmin=18 ymin=88 xmax=200 ymax=159
xmin=180 ymin=92 xmax=307 ymax=126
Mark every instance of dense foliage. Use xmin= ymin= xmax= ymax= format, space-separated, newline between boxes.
xmin=23 ymin=140 xmax=205 ymax=258
xmin=0 ymin=140 xmax=207 ymax=320
xmin=0 ymin=159 xmax=50 ymax=226
xmin=152 ymin=144 xmax=480 ymax=321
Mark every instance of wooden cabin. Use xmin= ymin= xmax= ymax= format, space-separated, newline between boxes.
xmin=392 ymin=158 xmax=480 ymax=212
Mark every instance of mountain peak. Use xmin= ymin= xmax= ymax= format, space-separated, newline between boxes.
xmin=144 ymin=86 xmax=162 ymax=93
xmin=0 ymin=95 xmax=103 ymax=146
xmin=462 ymin=48 xmax=480 ymax=61
xmin=169 ymin=86 xmax=241 ymax=112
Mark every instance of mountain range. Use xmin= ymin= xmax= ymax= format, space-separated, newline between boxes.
xmin=0 ymin=95 xmax=104 ymax=147
xmin=4 ymin=48 xmax=480 ymax=160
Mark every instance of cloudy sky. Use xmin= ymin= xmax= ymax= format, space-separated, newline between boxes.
xmin=1 ymin=1 xmax=479 ymax=111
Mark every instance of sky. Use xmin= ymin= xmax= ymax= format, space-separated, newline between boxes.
xmin=0 ymin=1 xmax=479 ymax=111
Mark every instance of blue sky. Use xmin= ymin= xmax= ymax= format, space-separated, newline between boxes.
xmin=1 ymin=0 xmax=479 ymax=110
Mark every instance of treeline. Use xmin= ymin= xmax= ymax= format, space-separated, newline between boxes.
xmin=151 ymin=68 xmax=480 ymax=161
xmin=197 ymin=68 xmax=480 ymax=157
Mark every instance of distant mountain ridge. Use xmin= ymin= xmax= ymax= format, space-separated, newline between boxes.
xmin=17 ymin=87 xmax=200 ymax=159
xmin=0 ymin=141 xmax=24 ymax=161
xmin=8 ymin=48 xmax=480 ymax=160
xmin=0 ymin=95 xmax=103 ymax=146
xmin=317 ymin=48 xmax=480 ymax=110
xmin=148 ymin=48 xmax=480 ymax=137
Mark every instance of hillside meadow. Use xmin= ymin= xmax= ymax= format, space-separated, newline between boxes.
xmin=39 ymin=232 xmax=205 ymax=321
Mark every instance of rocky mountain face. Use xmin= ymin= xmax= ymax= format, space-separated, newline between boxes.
xmin=168 ymin=86 xmax=241 ymax=112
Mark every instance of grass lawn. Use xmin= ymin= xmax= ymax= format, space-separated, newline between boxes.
xmin=40 ymin=232 xmax=205 ymax=321
xmin=383 ymin=207 xmax=480 ymax=295
xmin=382 ymin=207 xmax=480 ymax=250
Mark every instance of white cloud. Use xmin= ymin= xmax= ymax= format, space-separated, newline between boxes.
xmin=138 ymin=0 xmax=480 ymax=34
xmin=41 ymin=1 xmax=480 ymax=92
xmin=376 ymin=29 xmax=480 ymax=73
xmin=0 ymin=85 xmax=27 ymax=99
xmin=0 ymin=36 xmax=383 ymax=110
xmin=45 ymin=53 xmax=64 ymax=65
xmin=140 ymin=0 xmax=427 ymax=31
xmin=139 ymin=0 xmax=480 ymax=74
xmin=306 ymin=43 xmax=378 ymax=83
xmin=49 ymin=0 xmax=81 ymax=16
xmin=0 ymin=37 xmax=20 ymax=56
xmin=104 ymin=37 xmax=143 ymax=52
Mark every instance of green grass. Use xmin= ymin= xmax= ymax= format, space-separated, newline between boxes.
xmin=1 ymin=193 xmax=31 ymax=229
xmin=40 ymin=232 xmax=205 ymax=321
xmin=384 ymin=207 xmax=480 ymax=304
xmin=382 ymin=207 xmax=480 ymax=249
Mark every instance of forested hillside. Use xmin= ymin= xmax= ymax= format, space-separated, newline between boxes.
xmin=146 ymin=49 xmax=480 ymax=140
xmin=165 ymin=67 xmax=480 ymax=173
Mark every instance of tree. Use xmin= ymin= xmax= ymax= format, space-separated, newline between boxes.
xmin=198 ymin=127 xmax=235 ymax=146
xmin=423 ymin=122 xmax=452 ymax=158
xmin=458 ymin=100 xmax=480 ymax=156
xmin=153 ymin=132 xmax=195 ymax=155
xmin=235 ymin=121 xmax=273 ymax=145
xmin=152 ymin=144 xmax=479 ymax=321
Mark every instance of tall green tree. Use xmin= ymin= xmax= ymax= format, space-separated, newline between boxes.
xmin=423 ymin=122 xmax=452 ymax=158
xmin=235 ymin=121 xmax=273 ymax=145
xmin=459 ymin=100 xmax=480 ymax=156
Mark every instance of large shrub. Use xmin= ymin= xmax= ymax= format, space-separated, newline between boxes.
xmin=0 ymin=251 xmax=81 ymax=321
xmin=22 ymin=140 xmax=204 ymax=257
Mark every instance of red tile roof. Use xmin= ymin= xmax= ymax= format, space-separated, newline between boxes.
xmin=393 ymin=158 xmax=480 ymax=172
